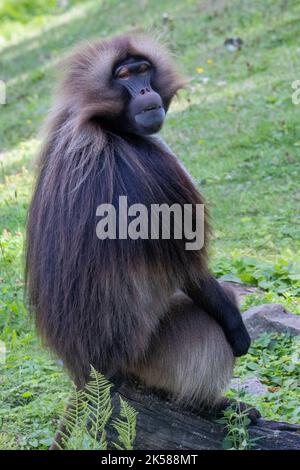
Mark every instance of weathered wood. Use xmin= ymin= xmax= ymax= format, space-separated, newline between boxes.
xmin=111 ymin=378 xmax=300 ymax=450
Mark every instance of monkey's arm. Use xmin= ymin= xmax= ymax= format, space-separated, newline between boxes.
xmin=184 ymin=275 xmax=251 ymax=357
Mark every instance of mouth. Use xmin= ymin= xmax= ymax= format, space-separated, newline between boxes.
xmin=140 ymin=104 xmax=162 ymax=113
xmin=134 ymin=107 xmax=165 ymax=133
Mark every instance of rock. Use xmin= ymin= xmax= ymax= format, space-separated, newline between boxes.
xmin=221 ymin=281 xmax=262 ymax=303
xmin=230 ymin=376 xmax=268 ymax=396
xmin=224 ymin=37 xmax=243 ymax=52
xmin=243 ymin=303 xmax=300 ymax=339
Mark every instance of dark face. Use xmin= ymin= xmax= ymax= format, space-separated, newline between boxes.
xmin=113 ymin=56 xmax=166 ymax=136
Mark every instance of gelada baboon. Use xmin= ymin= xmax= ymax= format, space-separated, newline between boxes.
xmin=26 ymin=34 xmax=252 ymax=411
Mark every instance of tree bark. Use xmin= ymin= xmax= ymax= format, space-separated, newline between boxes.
xmin=111 ymin=378 xmax=300 ymax=450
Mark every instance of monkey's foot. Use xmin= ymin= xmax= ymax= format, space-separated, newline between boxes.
xmin=215 ymin=397 xmax=261 ymax=424
xmin=49 ymin=432 xmax=61 ymax=450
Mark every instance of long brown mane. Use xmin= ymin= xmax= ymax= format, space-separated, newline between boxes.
xmin=25 ymin=35 xmax=209 ymax=387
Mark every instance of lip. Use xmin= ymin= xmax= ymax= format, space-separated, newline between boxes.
xmin=138 ymin=104 xmax=162 ymax=113
xmin=135 ymin=107 xmax=165 ymax=125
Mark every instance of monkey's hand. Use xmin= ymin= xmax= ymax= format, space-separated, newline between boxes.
xmin=226 ymin=322 xmax=251 ymax=357
xmin=185 ymin=275 xmax=251 ymax=357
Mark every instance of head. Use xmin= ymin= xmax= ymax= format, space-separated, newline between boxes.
xmin=113 ymin=55 xmax=166 ymax=135
xmin=58 ymin=34 xmax=186 ymax=136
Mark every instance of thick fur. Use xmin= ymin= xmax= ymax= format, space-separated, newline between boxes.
xmin=128 ymin=290 xmax=235 ymax=407
xmin=26 ymin=34 xmax=234 ymax=403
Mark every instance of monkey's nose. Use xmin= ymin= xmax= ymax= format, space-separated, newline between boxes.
xmin=139 ymin=87 xmax=151 ymax=95
xmin=130 ymin=91 xmax=163 ymax=117
xmin=139 ymin=91 xmax=162 ymax=113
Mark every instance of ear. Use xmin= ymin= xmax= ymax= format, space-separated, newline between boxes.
xmin=55 ymin=41 xmax=125 ymax=127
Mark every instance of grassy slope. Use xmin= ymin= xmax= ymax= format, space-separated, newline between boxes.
xmin=0 ymin=0 xmax=299 ymax=448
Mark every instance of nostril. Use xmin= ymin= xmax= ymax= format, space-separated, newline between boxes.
xmin=140 ymin=88 xmax=151 ymax=95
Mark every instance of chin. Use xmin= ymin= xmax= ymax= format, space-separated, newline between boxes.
xmin=137 ymin=124 xmax=163 ymax=136
xmin=134 ymin=108 xmax=165 ymax=135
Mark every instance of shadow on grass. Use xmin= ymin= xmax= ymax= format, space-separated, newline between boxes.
xmin=0 ymin=0 xmax=299 ymax=155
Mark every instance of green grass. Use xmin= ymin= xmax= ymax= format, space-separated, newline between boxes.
xmin=0 ymin=0 xmax=300 ymax=449
xmin=231 ymin=334 xmax=300 ymax=424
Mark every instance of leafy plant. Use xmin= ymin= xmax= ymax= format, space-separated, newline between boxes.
xmin=0 ymin=432 xmax=16 ymax=450
xmin=217 ymin=394 xmax=258 ymax=450
xmin=214 ymin=255 xmax=300 ymax=315
xmin=112 ymin=398 xmax=137 ymax=450
xmin=53 ymin=367 xmax=137 ymax=450
xmin=215 ymin=255 xmax=300 ymax=298
xmin=230 ymin=334 xmax=300 ymax=424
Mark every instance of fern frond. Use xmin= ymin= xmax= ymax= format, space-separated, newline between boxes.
xmin=112 ymin=397 xmax=137 ymax=450
xmin=53 ymin=367 xmax=137 ymax=450
xmin=84 ymin=366 xmax=113 ymax=445
xmin=53 ymin=384 xmax=87 ymax=449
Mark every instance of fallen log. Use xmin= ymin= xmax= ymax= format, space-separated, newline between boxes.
xmin=111 ymin=378 xmax=300 ymax=450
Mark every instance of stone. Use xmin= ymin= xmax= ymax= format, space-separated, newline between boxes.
xmin=230 ymin=376 xmax=268 ymax=396
xmin=243 ymin=303 xmax=300 ymax=339
xmin=221 ymin=281 xmax=261 ymax=303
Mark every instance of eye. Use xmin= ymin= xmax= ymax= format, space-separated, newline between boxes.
xmin=138 ymin=63 xmax=150 ymax=74
xmin=116 ymin=67 xmax=130 ymax=79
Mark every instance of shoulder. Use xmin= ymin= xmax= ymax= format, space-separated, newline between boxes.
xmin=146 ymin=135 xmax=196 ymax=185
